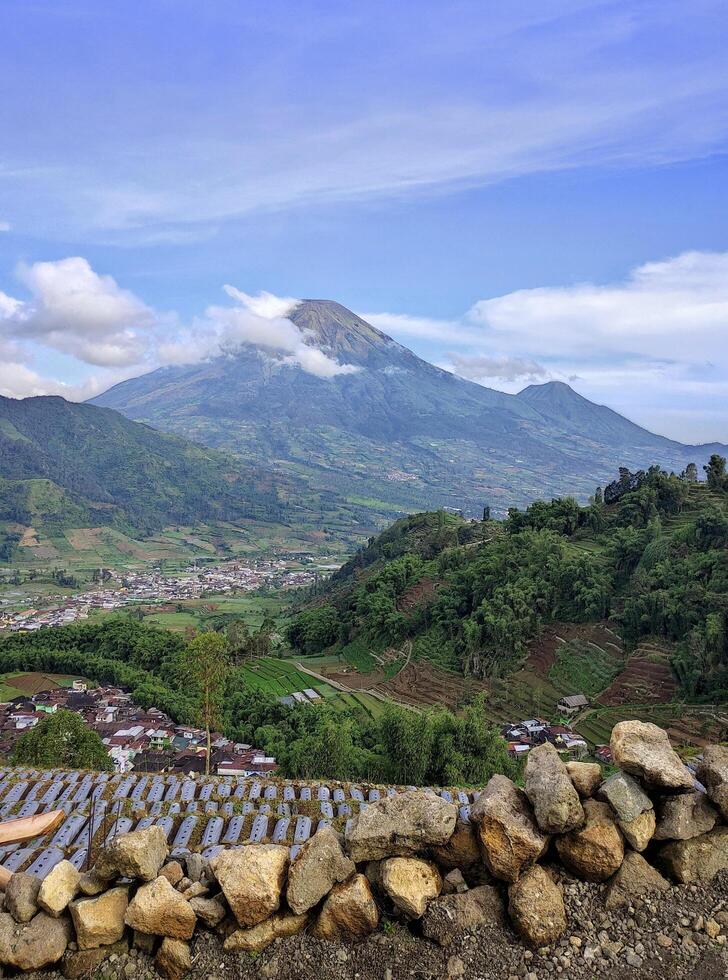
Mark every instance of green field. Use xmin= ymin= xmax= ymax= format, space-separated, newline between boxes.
xmin=548 ymin=639 xmax=624 ymax=697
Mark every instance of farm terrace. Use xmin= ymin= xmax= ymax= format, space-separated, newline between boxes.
xmin=0 ymin=765 xmax=476 ymax=881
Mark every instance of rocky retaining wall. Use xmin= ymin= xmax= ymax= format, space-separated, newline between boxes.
xmin=0 ymin=720 xmax=726 ymax=979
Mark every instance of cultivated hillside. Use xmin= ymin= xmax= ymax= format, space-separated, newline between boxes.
xmin=92 ymin=300 xmax=728 ymax=520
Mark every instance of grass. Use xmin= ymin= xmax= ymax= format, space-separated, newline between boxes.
xmin=341 ymin=639 xmax=378 ymax=674
xmin=548 ymin=639 xmax=624 ymax=698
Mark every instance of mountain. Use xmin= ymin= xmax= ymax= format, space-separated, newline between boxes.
xmin=0 ymin=395 xmax=291 ymax=543
xmin=92 ymin=299 xmax=727 ymax=519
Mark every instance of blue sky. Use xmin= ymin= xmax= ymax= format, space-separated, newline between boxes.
xmin=1 ymin=0 xmax=727 ymax=442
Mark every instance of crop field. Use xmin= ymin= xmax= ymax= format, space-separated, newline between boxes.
xmin=0 ymin=671 xmax=89 ymax=701
xmin=548 ymin=638 xmax=624 ymax=697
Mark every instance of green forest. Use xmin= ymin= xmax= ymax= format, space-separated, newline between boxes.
xmin=289 ymin=458 xmax=728 ymax=702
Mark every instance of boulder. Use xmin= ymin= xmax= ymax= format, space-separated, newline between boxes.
xmin=442 ymin=869 xmax=468 ymax=894
xmin=312 ymin=873 xmax=379 ymax=940
xmin=598 ymin=771 xmax=653 ymax=823
xmin=524 ymin=742 xmax=584 ymax=833
xmin=345 ymin=790 xmax=457 ymax=862
xmin=0 ymin=909 xmax=71 ymax=970
xmin=125 ymin=876 xmax=196 ymax=940
xmin=286 ymin=826 xmax=355 ymax=915
xmin=555 ymin=800 xmax=624 ymax=881
xmin=697 ymin=746 xmax=728 ymax=821
xmin=380 ymin=857 xmax=442 ymax=918
xmin=96 ymin=825 xmax=169 ymax=882
xmin=508 ymin=865 xmax=567 ymax=947
xmin=471 ymin=775 xmax=548 ymax=882
xmin=429 ymin=818 xmax=481 ymax=871
xmin=61 ymin=938 xmax=128 ymax=979
xmin=225 ymin=911 xmax=310 ymax=952
xmin=658 ymin=826 xmax=728 ymax=883
xmin=604 ymin=852 xmax=670 ymax=910
xmin=610 ymin=721 xmax=693 ymax=792
xmin=619 ymin=808 xmax=656 ymax=852
xmin=189 ymin=896 xmax=227 ymax=928
xmin=422 ymin=885 xmax=504 ymax=948
xmin=185 ymin=853 xmax=210 ymax=884
xmin=211 ymin=844 xmax=288 ymax=928
xmin=78 ymin=870 xmax=106 ymax=896
xmin=38 ymin=859 xmax=80 ymax=917
xmin=654 ymin=791 xmax=719 ymax=841
xmin=566 ymin=761 xmax=602 ymax=799
xmin=70 ymin=886 xmax=129 ymax=950
xmin=155 ymin=937 xmax=192 ymax=980
xmin=5 ymin=872 xmax=40 ymax=923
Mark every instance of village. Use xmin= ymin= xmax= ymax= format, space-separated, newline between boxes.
xmin=0 ymin=555 xmax=337 ymax=633
xmin=0 ymin=681 xmax=279 ymax=778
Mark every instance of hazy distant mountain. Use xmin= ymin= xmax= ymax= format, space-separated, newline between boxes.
xmin=92 ymin=300 xmax=726 ymax=517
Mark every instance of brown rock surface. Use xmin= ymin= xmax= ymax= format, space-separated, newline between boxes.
xmin=422 ymin=885 xmax=504 ymax=948
xmin=380 ymin=856 xmax=442 ymax=918
xmin=96 ymin=825 xmax=169 ymax=882
xmin=345 ymin=790 xmax=457 ymax=862
xmin=654 ymin=791 xmax=719 ymax=841
xmin=0 ymin=909 xmax=71 ymax=970
xmin=286 ymin=826 xmax=355 ymax=915
xmin=5 ymin=872 xmax=40 ymax=923
xmin=312 ymin=873 xmax=379 ymax=940
xmin=471 ymin=774 xmax=548 ymax=882
xmin=524 ymin=742 xmax=584 ymax=833
xmin=619 ymin=807 xmax=656 ymax=851
xmin=155 ymin=937 xmax=192 ymax=980
xmin=429 ymin=818 xmax=481 ymax=871
xmin=610 ymin=721 xmax=693 ymax=791
xmin=189 ymin=896 xmax=227 ymax=928
xmin=125 ymin=876 xmax=196 ymax=940
xmin=225 ymin=911 xmax=310 ymax=952
xmin=697 ymin=746 xmax=728 ymax=820
xmin=38 ymin=859 xmax=80 ymax=917
xmin=566 ymin=761 xmax=602 ymax=799
xmin=508 ymin=865 xmax=567 ymax=947
xmin=604 ymin=851 xmax=670 ymax=909
xmin=70 ymin=886 xmax=129 ymax=950
xmin=658 ymin=826 xmax=728 ymax=883
xmin=60 ymin=938 xmax=128 ymax=979
xmin=555 ymin=799 xmax=624 ymax=881
xmin=211 ymin=844 xmax=288 ymax=928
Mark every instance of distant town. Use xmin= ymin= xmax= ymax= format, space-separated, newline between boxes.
xmin=0 ymin=556 xmax=339 ymax=633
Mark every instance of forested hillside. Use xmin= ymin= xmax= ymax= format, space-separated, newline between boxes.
xmin=289 ymin=457 xmax=728 ymax=702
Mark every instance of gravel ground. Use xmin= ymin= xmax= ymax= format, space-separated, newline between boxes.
xmin=24 ymin=869 xmax=728 ymax=980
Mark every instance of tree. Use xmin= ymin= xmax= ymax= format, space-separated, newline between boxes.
xmin=181 ymin=632 xmax=231 ymax=775
xmin=682 ymin=463 xmax=698 ymax=482
xmin=704 ymin=454 xmax=727 ymax=491
xmin=11 ymin=709 xmax=113 ymax=771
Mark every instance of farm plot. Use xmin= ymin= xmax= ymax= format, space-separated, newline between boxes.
xmin=597 ymin=641 xmax=677 ymax=706
xmin=373 ymin=661 xmax=487 ymax=710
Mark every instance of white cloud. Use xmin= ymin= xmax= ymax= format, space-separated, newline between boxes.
xmin=0 ymin=221 xmax=10 ymax=232
xmin=446 ymin=353 xmax=548 ymax=383
xmin=2 ymin=257 xmax=155 ymax=366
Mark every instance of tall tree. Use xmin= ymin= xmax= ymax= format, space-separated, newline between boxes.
xmin=181 ymin=632 xmax=231 ymax=775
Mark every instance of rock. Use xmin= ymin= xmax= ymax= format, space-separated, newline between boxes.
xmin=422 ymin=885 xmax=504 ymax=948
xmin=697 ymin=746 xmax=728 ymax=820
xmin=159 ymin=861 xmax=185 ymax=887
xmin=555 ymin=800 xmax=624 ymax=881
xmin=567 ymin=761 xmax=602 ymax=799
xmin=471 ymin=775 xmax=549 ymax=882
xmin=508 ymin=865 xmax=567 ymax=947
xmin=604 ymin=851 xmax=670 ymax=909
xmin=125 ymin=876 xmax=196 ymax=940
xmin=524 ymin=742 xmax=584 ymax=833
xmin=70 ymin=887 xmax=129 ymax=950
xmin=654 ymin=791 xmax=719 ymax=840
xmin=619 ymin=808 xmax=656 ymax=852
xmin=133 ymin=929 xmax=158 ymax=954
xmin=312 ymin=873 xmax=379 ymax=940
xmin=185 ymin=853 xmax=210 ymax=884
xmin=78 ymin=870 xmax=106 ymax=896
xmin=610 ymin=721 xmax=693 ymax=791
xmin=345 ymin=790 xmax=457 ymax=862
xmin=38 ymin=860 xmax=81 ymax=917
xmin=155 ymin=937 xmax=192 ymax=980
xmin=705 ymin=918 xmax=721 ymax=940
xmin=61 ymin=938 xmax=128 ymax=979
xmin=658 ymin=827 xmax=728 ymax=883
xmin=189 ymin=896 xmax=227 ymax=928
xmin=598 ymin=771 xmax=653 ymax=823
xmin=380 ymin=856 xmax=442 ymax=918
xmin=0 ymin=909 xmax=71 ymax=970
xmin=286 ymin=826 xmax=355 ymax=915
xmin=180 ymin=881 xmax=208 ymax=899
xmin=96 ymin=825 xmax=169 ymax=882
xmin=211 ymin=844 xmax=288 ymax=928
xmin=442 ymin=869 xmax=468 ymax=894
xmin=429 ymin=818 xmax=481 ymax=871
xmin=225 ymin=911 xmax=310 ymax=952
xmin=5 ymin=872 xmax=40 ymax=923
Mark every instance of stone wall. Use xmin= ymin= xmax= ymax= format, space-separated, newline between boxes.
xmin=0 ymin=720 xmax=726 ymax=979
